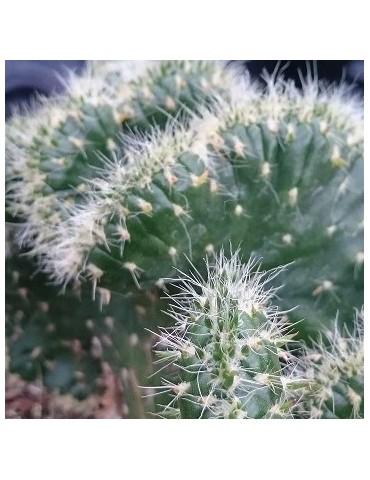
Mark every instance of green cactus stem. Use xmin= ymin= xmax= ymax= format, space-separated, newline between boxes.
xmin=26 ymin=69 xmax=363 ymax=339
xmin=4 ymin=61 xmax=364 ymax=419
xmin=150 ymin=250 xmax=306 ymax=419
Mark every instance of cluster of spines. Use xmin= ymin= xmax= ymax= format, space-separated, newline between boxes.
xmin=151 ymin=250 xmax=306 ymax=419
xmin=5 ymin=62 xmax=364 ymax=419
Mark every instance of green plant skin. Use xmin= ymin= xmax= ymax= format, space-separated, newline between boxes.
xmin=6 ymin=256 xmax=101 ymax=399
xmin=177 ymin=310 xmax=284 ymax=419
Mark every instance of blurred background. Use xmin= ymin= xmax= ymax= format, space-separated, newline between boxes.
xmin=5 ymin=60 xmax=364 ymax=119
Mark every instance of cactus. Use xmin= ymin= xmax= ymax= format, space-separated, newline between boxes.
xmin=296 ymin=308 xmax=364 ymax=419
xmin=5 ymin=60 xmax=363 ymax=418
xmin=8 ymin=64 xmax=362 ymax=340
xmin=6 ymin=60 xmax=234 ymax=268
xmin=151 ymin=249 xmax=303 ymax=418
xmin=151 ymin=251 xmax=364 ymax=419
xmin=5 ymin=230 xmax=169 ymax=417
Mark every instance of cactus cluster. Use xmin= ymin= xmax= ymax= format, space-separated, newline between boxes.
xmin=5 ymin=60 xmax=363 ymax=418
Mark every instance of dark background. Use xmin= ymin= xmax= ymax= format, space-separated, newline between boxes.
xmin=5 ymin=60 xmax=364 ymax=119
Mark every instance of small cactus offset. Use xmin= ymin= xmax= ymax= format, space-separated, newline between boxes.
xmin=152 ymin=250 xmax=305 ymax=419
xmin=5 ymin=60 xmax=363 ymax=418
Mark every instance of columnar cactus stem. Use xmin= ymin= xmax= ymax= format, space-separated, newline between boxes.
xmin=152 ymin=250 xmax=306 ymax=419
